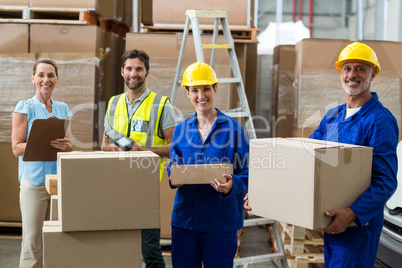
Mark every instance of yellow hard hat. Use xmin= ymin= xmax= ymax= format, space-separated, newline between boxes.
xmin=181 ymin=62 xmax=219 ymax=88
xmin=335 ymin=42 xmax=380 ymax=75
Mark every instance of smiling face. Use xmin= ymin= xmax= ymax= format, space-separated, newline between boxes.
xmin=32 ymin=63 xmax=59 ymax=99
xmin=340 ymin=61 xmax=375 ymax=96
xmin=121 ymin=58 xmax=149 ymax=91
xmin=186 ymin=84 xmax=217 ymax=113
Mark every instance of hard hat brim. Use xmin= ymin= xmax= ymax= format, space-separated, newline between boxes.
xmin=181 ymin=80 xmax=219 ymax=88
xmin=335 ymin=58 xmax=380 ymax=76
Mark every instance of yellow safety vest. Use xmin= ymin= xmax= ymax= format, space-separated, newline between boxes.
xmin=106 ymin=91 xmax=169 ymax=180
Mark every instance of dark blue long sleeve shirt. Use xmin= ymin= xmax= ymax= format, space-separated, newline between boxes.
xmin=167 ymin=109 xmax=249 ymax=233
xmin=310 ymin=92 xmax=398 ymax=230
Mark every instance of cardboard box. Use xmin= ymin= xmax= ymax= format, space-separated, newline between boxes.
xmin=43 ymin=222 xmax=141 ymax=268
xmin=0 ymin=24 xmax=29 ymax=54
xmin=0 ymin=0 xmax=29 ymax=5
xmin=170 ymin=164 xmax=233 ymax=185
xmin=271 ymin=45 xmax=296 ymax=138
xmin=58 ymin=151 xmax=160 ymax=232
xmin=0 ymin=142 xmax=21 ymax=221
xmin=248 ymin=138 xmax=373 ymax=230
xmin=294 ymin=39 xmax=402 ymax=139
xmin=142 ymin=0 xmax=254 ymax=27
xmin=30 ymin=25 xmax=103 ymax=54
xmin=45 ymin=174 xmax=57 ymax=195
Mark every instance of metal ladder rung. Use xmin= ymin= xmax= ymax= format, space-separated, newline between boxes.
xmin=202 ymin=44 xmax=232 ymax=49
xmin=221 ymin=109 xmax=250 ymax=118
xmin=185 ymin=9 xmax=227 ymax=19
xmin=218 ymin=77 xmax=242 ymax=84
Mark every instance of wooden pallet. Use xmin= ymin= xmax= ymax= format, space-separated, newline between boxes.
xmin=280 ymin=223 xmax=324 ymax=256
xmin=288 ymin=256 xmax=325 ymax=268
xmin=0 ymin=6 xmax=98 ymax=25
xmin=142 ymin=25 xmax=259 ymax=43
xmin=279 ymin=223 xmax=325 ymax=268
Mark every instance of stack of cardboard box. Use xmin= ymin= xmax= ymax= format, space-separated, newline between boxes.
xmin=42 ymin=151 xmax=161 ymax=267
xmin=0 ymin=1 xmax=127 ymax=223
xmin=0 ymin=0 xmax=132 ymax=25
xmin=270 ymin=39 xmax=402 ymax=140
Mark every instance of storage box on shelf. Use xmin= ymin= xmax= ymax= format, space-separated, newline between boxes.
xmin=0 ymin=24 xmax=29 ymax=53
xmin=271 ymin=45 xmax=296 ymax=138
xmin=294 ymin=39 xmax=402 ymax=139
xmin=141 ymin=0 xmax=255 ymax=28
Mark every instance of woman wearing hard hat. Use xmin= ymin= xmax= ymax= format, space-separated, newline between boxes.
xmin=167 ymin=62 xmax=249 ymax=268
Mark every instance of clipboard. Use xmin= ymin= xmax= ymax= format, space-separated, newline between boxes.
xmin=23 ymin=118 xmax=69 ymax=162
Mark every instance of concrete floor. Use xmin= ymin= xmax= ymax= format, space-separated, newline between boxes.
xmin=0 ymin=225 xmax=279 ymax=268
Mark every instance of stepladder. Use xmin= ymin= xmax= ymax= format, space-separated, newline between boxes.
xmin=171 ymin=9 xmax=256 ymax=139
xmin=171 ymin=9 xmax=288 ymax=268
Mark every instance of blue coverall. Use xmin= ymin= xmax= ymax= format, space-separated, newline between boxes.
xmin=167 ymin=109 xmax=249 ymax=268
xmin=310 ymin=92 xmax=398 ymax=267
